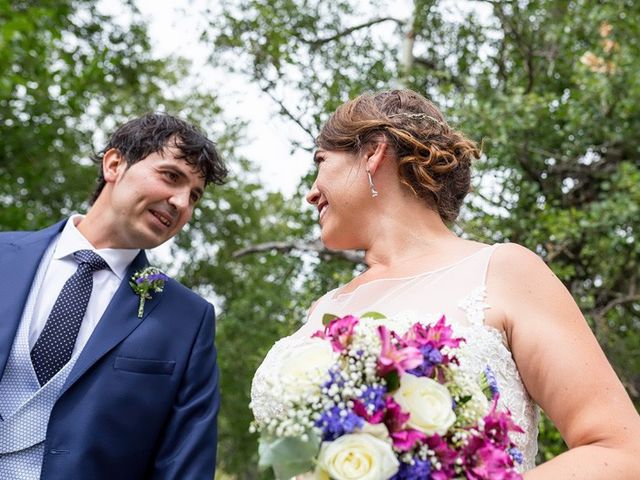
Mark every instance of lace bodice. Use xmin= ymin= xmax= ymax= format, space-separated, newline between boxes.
xmin=251 ymin=245 xmax=539 ymax=472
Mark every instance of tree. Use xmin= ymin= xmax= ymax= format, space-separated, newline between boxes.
xmin=0 ymin=0 xmax=224 ymax=231
xmin=205 ymin=0 xmax=640 ymax=475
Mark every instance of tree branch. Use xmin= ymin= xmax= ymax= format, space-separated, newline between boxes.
xmin=257 ymin=80 xmax=317 ymax=143
xmin=302 ymin=17 xmax=404 ymax=47
xmin=233 ymin=239 xmax=365 ymax=264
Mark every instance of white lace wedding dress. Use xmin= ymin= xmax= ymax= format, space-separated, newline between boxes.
xmin=251 ymin=245 xmax=538 ymax=472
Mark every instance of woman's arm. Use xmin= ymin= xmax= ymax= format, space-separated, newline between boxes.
xmin=487 ymin=243 xmax=640 ymax=479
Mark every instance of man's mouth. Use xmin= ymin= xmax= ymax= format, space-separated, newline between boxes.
xmin=150 ymin=209 xmax=172 ymax=228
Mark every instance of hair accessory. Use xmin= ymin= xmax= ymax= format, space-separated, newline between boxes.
xmin=388 ymin=112 xmax=447 ymax=127
xmin=366 ymin=169 xmax=379 ymax=198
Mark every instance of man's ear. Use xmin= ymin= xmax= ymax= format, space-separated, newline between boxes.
xmin=365 ymin=141 xmax=388 ymax=176
xmin=102 ymin=148 xmax=126 ymax=184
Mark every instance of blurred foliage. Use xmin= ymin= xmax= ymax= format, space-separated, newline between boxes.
xmin=207 ymin=0 xmax=640 ymax=476
xmin=3 ymin=0 xmax=639 ymax=478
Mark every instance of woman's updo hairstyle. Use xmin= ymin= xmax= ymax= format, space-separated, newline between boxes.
xmin=316 ymin=89 xmax=480 ymax=222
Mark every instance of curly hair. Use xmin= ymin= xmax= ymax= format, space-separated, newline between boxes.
xmin=316 ymin=89 xmax=480 ymax=222
xmin=90 ymin=113 xmax=228 ymax=204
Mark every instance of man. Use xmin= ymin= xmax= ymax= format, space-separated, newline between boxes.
xmin=0 ymin=113 xmax=227 ymax=479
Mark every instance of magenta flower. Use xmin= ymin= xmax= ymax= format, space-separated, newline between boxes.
xmin=426 ymin=435 xmax=459 ymax=479
xmin=377 ymin=326 xmax=423 ymax=376
xmin=468 ymin=443 xmax=522 ymax=480
xmin=458 ymin=396 xmax=524 ymax=479
xmin=382 ymin=396 xmax=410 ymax=433
xmin=482 ymin=396 xmax=524 ymax=448
xmin=352 ymin=399 xmax=385 ymax=424
xmin=312 ymin=315 xmax=359 ymax=352
xmin=390 ymin=428 xmax=427 ymax=452
xmin=403 ymin=315 xmax=464 ymax=350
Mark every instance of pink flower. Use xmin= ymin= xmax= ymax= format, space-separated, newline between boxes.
xmin=377 ymin=326 xmax=423 ymax=376
xmin=403 ymin=315 xmax=464 ymax=350
xmin=482 ymin=396 xmax=524 ymax=448
xmin=390 ymin=429 xmax=427 ymax=451
xmin=312 ymin=315 xmax=359 ymax=352
xmin=382 ymin=396 xmax=410 ymax=433
xmin=426 ymin=435 xmax=458 ymax=479
xmin=468 ymin=444 xmax=522 ymax=480
xmin=352 ymin=400 xmax=385 ymax=424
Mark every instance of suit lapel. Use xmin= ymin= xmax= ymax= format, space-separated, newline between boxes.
xmin=0 ymin=221 xmax=66 ymax=377
xmin=61 ymin=250 xmax=164 ymax=395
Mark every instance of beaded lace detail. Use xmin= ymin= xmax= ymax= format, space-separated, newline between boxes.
xmin=251 ymin=245 xmax=539 ymax=472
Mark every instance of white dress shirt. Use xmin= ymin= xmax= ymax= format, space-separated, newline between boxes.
xmin=28 ymin=215 xmax=140 ymax=355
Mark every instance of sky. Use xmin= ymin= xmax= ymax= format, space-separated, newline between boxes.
xmin=134 ymin=0 xmax=312 ymax=197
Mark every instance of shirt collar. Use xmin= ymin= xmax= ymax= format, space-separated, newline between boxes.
xmin=53 ymin=215 xmax=141 ymax=280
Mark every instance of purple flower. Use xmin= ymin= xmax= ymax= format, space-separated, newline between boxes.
xmin=484 ymin=366 xmax=500 ymax=398
xmin=391 ymin=458 xmax=431 ymax=480
xmin=129 ymin=267 xmax=168 ymax=318
xmin=407 ymin=344 xmax=443 ymax=377
xmin=359 ymin=385 xmax=386 ymax=412
xmin=509 ymin=447 xmax=524 ymax=465
xmin=315 ymin=406 xmax=364 ymax=441
xmin=312 ymin=315 xmax=359 ymax=352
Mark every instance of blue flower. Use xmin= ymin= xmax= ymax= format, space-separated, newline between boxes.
xmin=391 ymin=458 xmax=431 ymax=480
xmin=509 ymin=447 xmax=524 ymax=464
xmin=323 ymin=366 xmax=346 ymax=390
xmin=484 ymin=365 xmax=500 ymax=398
xmin=359 ymin=385 xmax=386 ymax=412
xmin=407 ymin=344 xmax=443 ymax=377
xmin=315 ymin=406 xmax=363 ymax=441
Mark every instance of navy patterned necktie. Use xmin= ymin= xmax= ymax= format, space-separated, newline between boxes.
xmin=31 ymin=250 xmax=109 ymax=386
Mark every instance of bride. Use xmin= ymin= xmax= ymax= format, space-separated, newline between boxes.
xmin=251 ymin=89 xmax=640 ymax=478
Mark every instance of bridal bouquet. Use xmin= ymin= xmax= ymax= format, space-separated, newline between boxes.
xmin=253 ymin=313 xmax=524 ymax=480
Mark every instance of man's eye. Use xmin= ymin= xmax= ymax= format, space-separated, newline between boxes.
xmin=163 ymin=171 xmax=178 ymax=181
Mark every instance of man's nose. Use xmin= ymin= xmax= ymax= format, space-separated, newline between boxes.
xmin=169 ymin=189 xmax=191 ymax=210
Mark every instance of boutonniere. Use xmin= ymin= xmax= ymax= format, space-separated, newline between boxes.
xmin=130 ymin=267 xmax=169 ymax=318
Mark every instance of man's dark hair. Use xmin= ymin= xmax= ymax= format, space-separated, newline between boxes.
xmin=90 ymin=113 xmax=228 ymax=204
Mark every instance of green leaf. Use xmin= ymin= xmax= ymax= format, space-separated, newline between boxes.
xmin=361 ymin=311 xmax=387 ymax=320
xmin=258 ymin=431 xmax=320 ymax=479
xmin=384 ymin=370 xmax=400 ymax=392
xmin=322 ymin=313 xmax=338 ymax=325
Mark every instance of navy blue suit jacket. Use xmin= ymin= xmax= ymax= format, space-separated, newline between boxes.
xmin=0 ymin=220 xmax=220 ymax=479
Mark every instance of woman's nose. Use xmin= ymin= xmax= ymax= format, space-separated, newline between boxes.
xmin=306 ymin=180 xmax=320 ymax=205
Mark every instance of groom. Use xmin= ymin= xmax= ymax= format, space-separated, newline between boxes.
xmin=0 ymin=113 xmax=227 ymax=479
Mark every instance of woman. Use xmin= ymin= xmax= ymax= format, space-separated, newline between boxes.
xmin=251 ymin=89 xmax=640 ymax=478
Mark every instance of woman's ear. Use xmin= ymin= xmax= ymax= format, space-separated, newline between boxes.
xmin=366 ymin=141 xmax=388 ymax=176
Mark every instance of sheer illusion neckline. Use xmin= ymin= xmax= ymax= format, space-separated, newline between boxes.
xmin=332 ymin=245 xmax=494 ymax=300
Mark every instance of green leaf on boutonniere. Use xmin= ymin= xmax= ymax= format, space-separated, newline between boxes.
xmin=130 ymin=267 xmax=169 ymax=318
xmin=361 ymin=311 xmax=387 ymax=320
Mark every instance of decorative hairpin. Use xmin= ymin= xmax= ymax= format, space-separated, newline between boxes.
xmin=388 ymin=112 xmax=447 ymax=127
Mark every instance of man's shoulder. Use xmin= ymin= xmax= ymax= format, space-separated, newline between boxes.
xmin=164 ymin=276 xmax=213 ymax=310
xmin=0 ymin=229 xmax=34 ymax=243
xmin=0 ymin=220 xmax=67 ymax=246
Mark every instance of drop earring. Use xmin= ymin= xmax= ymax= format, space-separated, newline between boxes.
xmin=366 ymin=169 xmax=379 ymax=197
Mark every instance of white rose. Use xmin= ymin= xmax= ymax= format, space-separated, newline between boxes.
xmin=393 ymin=374 xmax=456 ymax=435
xmin=278 ymin=339 xmax=337 ymax=398
xmin=316 ymin=433 xmax=399 ymax=480
xmin=358 ymin=422 xmax=390 ymax=441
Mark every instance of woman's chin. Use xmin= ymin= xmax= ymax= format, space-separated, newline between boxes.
xmin=320 ymin=231 xmax=361 ymax=251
